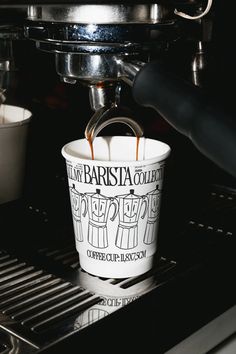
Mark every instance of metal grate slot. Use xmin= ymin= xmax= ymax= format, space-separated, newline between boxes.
xmin=41 ymin=245 xmax=75 ymax=258
xmin=188 ymin=220 xmax=233 ymax=237
xmin=0 ymin=277 xmax=57 ymax=304
xmin=119 ymin=258 xmax=177 ymax=289
xmin=12 ymin=286 xmax=83 ymax=321
xmin=22 ymin=290 xmax=93 ymax=327
xmin=108 ymin=277 xmax=128 ymax=285
xmin=31 ymin=295 xmax=100 ymax=333
xmin=3 ymin=283 xmax=72 ymax=317
xmin=1 ymin=279 xmax=67 ymax=313
xmin=62 ymin=257 xmax=80 ymax=268
xmin=104 ymin=257 xmax=173 ymax=287
xmin=39 ymin=246 xmax=80 ymax=269
xmin=0 ymin=266 xmax=36 ymax=284
xmin=0 ymin=256 xmax=15 ymax=266
xmin=191 ymin=186 xmax=236 ymax=232
xmin=0 ymin=269 xmax=45 ymax=292
xmin=0 ymin=262 xmax=28 ymax=276
xmin=55 ymin=251 xmax=80 ymax=269
xmin=54 ymin=250 xmax=77 ymax=261
xmin=0 ymin=274 xmax=51 ymax=297
xmin=0 ymin=253 xmax=10 ymax=260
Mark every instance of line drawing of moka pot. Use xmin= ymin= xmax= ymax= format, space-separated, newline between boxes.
xmin=74 ymin=307 xmax=109 ymax=330
xmin=115 ymin=189 xmax=148 ymax=250
xmin=69 ymin=184 xmax=87 ymax=242
xmin=143 ymin=186 xmax=160 ymax=245
xmin=85 ymin=189 xmax=118 ymax=249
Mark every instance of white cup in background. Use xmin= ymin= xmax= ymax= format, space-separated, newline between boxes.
xmin=0 ymin=104 xmax=32 ymax=204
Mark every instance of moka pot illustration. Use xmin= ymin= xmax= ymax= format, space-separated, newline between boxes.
xmin=85 ymin=189 xmax=118 ymax=248
xmin=143 ymin=186 xmax=160 ymax=245
xmin=75 ymin=308 xmax=109 ymax=330
xmin=115 ymin=189 xmax=148 ymax=250
xmin=69 ymin=184 xmax=87 ymax=242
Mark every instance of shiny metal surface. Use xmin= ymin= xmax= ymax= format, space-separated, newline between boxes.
xmin=26 ymin=22 xmax=155 ymax=45
xmin=55 ymin=54 xmax=148 ymax=88
xmin=55 ymin=56 xmax=146 ymax=88
xmin=0 ymin=247 xmax=178 ymax=353
xmin=165 ymin=306 xmax=236 ymax=354
xmin=89 ymin=82 xmax=121 ymax=111
xmin=28 ymin=4 xmax=174 ymax=25
xmin=36 ymin=41 xmax=141 ymax=55
xmin=0 ymin=328 xmax=37 ymax=354
xmin=0 ymin=31 xmax=16 ymax=77
xmin=24 ymin=4 xmax=176 ymax=108
xmin=0 ymin=250 xmax=100 ymax=351
xmin=55 ymin=53 xmax=123 ymax=83
xmin=191 ymin=41 xmax=207 ymax=87
xmin=52 ymin=52 xmax=149 ymax=89
xmin=119 ymin=60 xmax=145 ymax=86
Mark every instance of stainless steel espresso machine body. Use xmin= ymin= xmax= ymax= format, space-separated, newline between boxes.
xmin=1 ymin=2 xmax=236 ymax=354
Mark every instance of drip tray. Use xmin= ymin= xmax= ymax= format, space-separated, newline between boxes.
xmin=2 ymin=183 xmax=235 ymax=353
xmin=0 ymin=247 xmax=178 ymax=353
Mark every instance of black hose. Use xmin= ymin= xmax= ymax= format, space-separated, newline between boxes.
xmin=133 ymin=61 xmax=236 ymax=178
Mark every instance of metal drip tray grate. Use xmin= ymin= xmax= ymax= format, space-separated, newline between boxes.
xmin=1 ymin=184 xmax=235 ymax=353
xmin=0 ymin=250 xmax=100 ymax=353
xmin=38 ymin=245 xmax=178 ymax=292
xmin=0 ymin=247 xmax=178 ymax=353
xmin=38 ymin=245 xmax=80 ymax=270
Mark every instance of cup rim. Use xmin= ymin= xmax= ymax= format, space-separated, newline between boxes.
xmin=61 ymin=136 xmax=171 ymax=166
xmin=0 ymin=104 xmax=32 ymax=129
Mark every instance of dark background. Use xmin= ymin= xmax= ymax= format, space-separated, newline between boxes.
xmin=1 ymin=2 xmax=236 ymax=353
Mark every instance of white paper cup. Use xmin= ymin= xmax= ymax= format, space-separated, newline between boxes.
xmin=0 ymin=104 xmax=32 ymax=204
xmin=62 ymin=136 xmax=171 ymax=278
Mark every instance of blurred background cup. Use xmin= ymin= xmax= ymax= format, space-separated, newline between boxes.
xmin=0 ymin=104 xmax=32 ymax=204
xmin=62 ymin=135 xmax=171 ymax=278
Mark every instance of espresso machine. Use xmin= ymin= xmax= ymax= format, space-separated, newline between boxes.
xmin=0 ymin=1 xmax=236 ymax=353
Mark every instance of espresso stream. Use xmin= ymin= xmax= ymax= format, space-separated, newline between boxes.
xmin=87 ymin=134 xmax=95 ymax=161
xmin=87 ymin=136 xmax=140 ymax=161
xmin=136 ymin=136 xmax=140 ymax=161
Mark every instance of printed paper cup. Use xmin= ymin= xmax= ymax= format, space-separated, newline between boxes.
xmin=62 ymin=136 xmax=171 ymax=278
xmin=0 ymin=104 xmax=32 ymax=204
